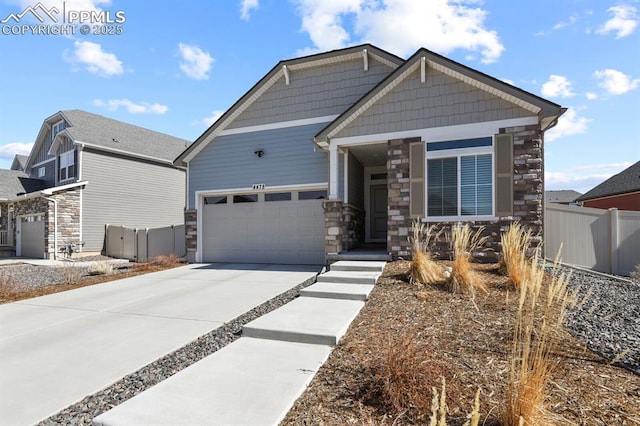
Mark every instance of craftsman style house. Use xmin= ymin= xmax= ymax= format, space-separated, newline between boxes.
xmin=0 ymin=110 xmax=187 ymax=259
xmin=175 ymin=44 xmax=565 ymax=264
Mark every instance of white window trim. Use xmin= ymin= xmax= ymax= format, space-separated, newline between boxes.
xmin=58 ymin=149 xmax=75 ymax=183
xmin=52 ymin=120 xmax=64 ymax=139
xmin=424 ymin=142 xmax=497 ymax=222
xmin=38 ymin=167 xmax=45 ymax=178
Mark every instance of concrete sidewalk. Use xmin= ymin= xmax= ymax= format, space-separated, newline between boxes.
xmin=0 ymin=263 xmax=320 ymax=426
xmin=94 ymin=261 xmax=385 ymax=426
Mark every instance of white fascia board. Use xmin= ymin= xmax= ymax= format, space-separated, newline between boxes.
xmin=428 ymin=60 xmax=541 ymax=114
xmin=48 ymin=130 xmax=71 ymax=155
xmin=77 ymin=141 xmax=175 ymax=165
xmin=42 ymin=180 xmax=88 ymax=195
xmin=218 ymin=115 xmax=338 ymax=137
xmin=331 ymin=116 xmax=539 ymax=147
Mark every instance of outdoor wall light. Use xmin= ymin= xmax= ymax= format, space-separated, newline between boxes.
xmin=254 ymin=150 xmax=265 ymax=158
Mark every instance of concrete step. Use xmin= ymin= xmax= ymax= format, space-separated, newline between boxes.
xmin=300 ymin=282 xmax=375 ymax=301
xmin=93 ymin=337 xmax=332 ymax=426
xmin=316 ymin=270 xmax=380 ymax=285
xmin=243 ymin=297 xmax=365 ymax=346
xmin=330 ymin=260 xmax=387 ymax=273
xmin=328 ymin=252 xmax=390 ymax=262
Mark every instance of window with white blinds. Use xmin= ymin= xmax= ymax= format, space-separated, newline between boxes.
xmin=426 ymin=137 xmax=494 ymax=219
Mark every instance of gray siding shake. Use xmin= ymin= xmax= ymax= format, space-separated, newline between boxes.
xmin=228 ymin=59 xmax=394 ymax=129
xmin=335 ymin=67 xmax=533 ymax=139
xmin=81 ymin=150 xmax=185 ymax=252
xmin=188 ymin=123 xmax=329 ymax=209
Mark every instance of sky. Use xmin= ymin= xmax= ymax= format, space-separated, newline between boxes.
xmin=0 ymin=0 xmax=638 ymax=194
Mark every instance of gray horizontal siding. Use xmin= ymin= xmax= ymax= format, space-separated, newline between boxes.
xmin=188 ymin=123 xmax=329 ymax=209
xmin=228 ymin=59 xmax=393 ymax=129
xmin=81 ymin=150 xmax=185 ymax=252
xmin=335 ymin=67 xmax=533 ymax=139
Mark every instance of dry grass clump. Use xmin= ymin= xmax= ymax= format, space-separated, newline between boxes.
xmin=58 ymin=264 xmax=86 ymax=284
xmin=0 ymin=270 xmax=19 ymax=300
xmin=447 ymin=224 xmax=488 ymax=295
xmin=408 ymin=221 xmax=443 ymax=286
xmin=149 ymin=254 xmax=183 ymax=267
xmin=359 ymin=332 xmax=457 ymax=422
xmin=504 ymin=255 xmax=574 ymax=426
xmin=500 ymin=222 xmax=534 ymax=288
xmin=87 ymin=261 xmax=114 ymax=276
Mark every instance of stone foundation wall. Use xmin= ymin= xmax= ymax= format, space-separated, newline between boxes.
xmin=184 ymin=209 xmax=197 ymax=263
xmin=323 ymin=200 xmax=343 ymax=255
xmin=342 ymin=204 xmax=364 ymax=250
xmin=52 ymin=188 xmax=81 ymax=254
xmin=386 ymin=125 xmax=544 ymax=261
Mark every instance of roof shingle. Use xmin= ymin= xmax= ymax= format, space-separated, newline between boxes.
xmin=577 ymin=161 xmax=640 ymax=201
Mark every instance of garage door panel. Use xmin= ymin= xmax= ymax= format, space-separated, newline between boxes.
xmin=20 ymin=216 xmax=45 ymax=259
xmin=202 ymin=199 xmax=324 ymax=264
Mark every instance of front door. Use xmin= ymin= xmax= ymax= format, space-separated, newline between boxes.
xmin=369 ymin=184 xmax=388 ymax=240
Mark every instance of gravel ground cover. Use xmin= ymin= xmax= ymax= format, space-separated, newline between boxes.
xmin=563 ymin=266 xmax=640 ymax=374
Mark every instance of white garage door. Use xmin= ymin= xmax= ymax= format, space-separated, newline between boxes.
xmin=201 ymin=192 xmax=325 ymax=265
xmin=20 ymin=215 xmax=45 ymax=258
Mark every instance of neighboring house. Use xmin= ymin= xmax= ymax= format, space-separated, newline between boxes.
xmin=175 ymin=44 xmax=565 ymax=265
xmin=0 ymin=109 xmax=187 ymax=259
xmin=545 ymin=190 xmax=582 ymax=205
xmin=10 ymin=154 xmax=28 ymax=171
xmin=576 ymin=161 xmax=640 ymax=211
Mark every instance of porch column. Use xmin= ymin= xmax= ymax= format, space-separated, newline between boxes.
xmin=329 ymin=143 xmax=339 ymax=200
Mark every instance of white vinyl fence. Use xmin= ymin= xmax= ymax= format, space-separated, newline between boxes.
xmin=105 ymin=224 xmax=185 ymax=262
xmin=544 ymin=203 xmax=640 ymax=276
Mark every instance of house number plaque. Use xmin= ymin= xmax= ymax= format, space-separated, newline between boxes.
xmin=252 ymin=184 xmax=266 ymax=190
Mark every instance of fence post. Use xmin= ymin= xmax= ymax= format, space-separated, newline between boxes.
xmin=609 ymin=208 xmax=619 ymax=275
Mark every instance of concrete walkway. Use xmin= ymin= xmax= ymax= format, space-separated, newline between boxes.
xmin=0 ymin=263 xmax=320 ymax=426
xmin=94 ymin=260 xmax=385 ymax=426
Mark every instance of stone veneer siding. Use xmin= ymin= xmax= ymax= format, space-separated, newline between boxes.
xmin=11 ymin=188 xmax=82 ymax=259
xmin=323 ymin=201 xmax=366 ymax=258
xmin=184 ymin=209 xmax=197 ymax=263
xmin=386 ymin=125 xmax=544 ymax=262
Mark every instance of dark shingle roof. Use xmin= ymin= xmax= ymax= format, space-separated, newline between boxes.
xmin=577 ymin=161 xmax=640 ymax=201
xmin=10 ymin=154 xmax=28 ymax=171
xmin=61 ymin=110 xmax=189 ymax=162
xmin=545 ymin=190 xmax=582 ymax=204
xmin=0 ymin=169 xmax=47 ymax=199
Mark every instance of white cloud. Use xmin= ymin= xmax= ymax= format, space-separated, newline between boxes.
xmin=0 ymin=142 xmax=33 ymax=160
xmin=202 ymin=110 xmax=224 ymax=127
xmin=594 ymin=68 xmax=640 ymax=95
xmin=541 ymin=75 xmax=575 ymax=98
xmin=552 ymin=14 xmax=579 ymax=30
xmin=586 ymin=92 xmax=598 ymax=100
xmin=546 ymin=108 xmax=590 ymax=142
xmin=240 ymin=0 xmax=259 ymax=20
xmin=293 ymin=0 xmax=505 ymax=63
xmin=178 ymin=43 xmax=214 ymax=80
xmin=546 ymin=162 xmax=633 ymax=192
xmin=596 ymin=5 xmax=638 ymax=38
xmin=66 ymin=40 xmax=123 ymax=76
xmin=93 ymin=99 xmax=168 ymax=114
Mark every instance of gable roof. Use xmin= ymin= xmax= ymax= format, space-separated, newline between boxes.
xmin=174 ymin=44 xmax=404 ymax=166
xmin=545 ymin=190 xmax=582 ymax=204
xmin=314 ymin=47 xmax=566 ymax=145
xmin=577 ymin=161 xmax=640 ymax=201
xmin=0 ymin=169 xmax=47 ymax=199
xmin=10 ymin=154 xmax=28 ymax=171
xmin=27 ymin=110 xmax=190 ymax=169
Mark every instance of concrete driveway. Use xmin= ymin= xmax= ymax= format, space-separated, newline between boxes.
xmin=0 ymin=263 xmax=320 ymax=425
